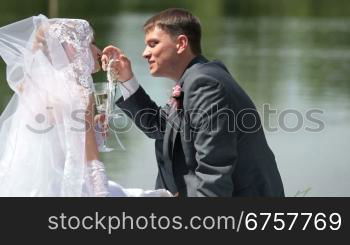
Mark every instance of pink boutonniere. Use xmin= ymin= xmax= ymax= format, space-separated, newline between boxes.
xmin=168 ymin=83 xmax=183 ymax=110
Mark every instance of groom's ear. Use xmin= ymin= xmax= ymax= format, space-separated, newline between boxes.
xmin=176 ymin=35 xmax=189 ymax=54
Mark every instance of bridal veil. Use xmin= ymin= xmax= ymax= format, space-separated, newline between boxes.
xmin=0 ymin=14 xmax=96 ymax=196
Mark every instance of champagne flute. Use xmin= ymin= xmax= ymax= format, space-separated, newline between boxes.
xmin=94 ymin=82 xmax=114 ymax=152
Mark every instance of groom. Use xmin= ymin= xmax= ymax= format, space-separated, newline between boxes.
xmin=102 ymin=8 xmax=284 ymax=197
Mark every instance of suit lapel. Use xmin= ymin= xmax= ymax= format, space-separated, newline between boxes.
xmin=163 ymin=103 xmax=179 ymax=162
xmin=169 ymin=55 xmax=208 ymax=159
xmin=162 ymin=55 xmax=209 ymax=184
xmin=170 ymin=109 xmax=182 ymax=159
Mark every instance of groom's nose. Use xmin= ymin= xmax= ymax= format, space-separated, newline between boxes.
xmin=142 ymin=47 xmax=151 ymax=60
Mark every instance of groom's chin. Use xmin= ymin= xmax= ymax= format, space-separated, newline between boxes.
xmin=149 ymin=69 xmax=163 ymax=77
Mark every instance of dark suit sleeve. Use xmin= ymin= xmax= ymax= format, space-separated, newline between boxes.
xmin=184 ymin=77 xmax=237 ymax=197
xmin=116 ymin=86 xmax=166 ymax=140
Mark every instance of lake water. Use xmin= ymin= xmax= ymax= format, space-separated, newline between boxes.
xmin=1 ymin=11 xmax=350 ymax=196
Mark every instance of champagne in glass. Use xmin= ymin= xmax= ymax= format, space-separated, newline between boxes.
xmin=94 ymin=82 xmax=114 ymax=152
xmin=95 ymin=92 xmax=108 ymax=113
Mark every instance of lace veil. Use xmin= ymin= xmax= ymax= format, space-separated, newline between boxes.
xmin=0 ymin=14 xmax=96 ymax=196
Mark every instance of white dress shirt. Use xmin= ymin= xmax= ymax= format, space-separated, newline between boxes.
xmin=118 ymin=76 xmax=140 ymax=100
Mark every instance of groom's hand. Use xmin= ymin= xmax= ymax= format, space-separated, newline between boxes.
xmin=101 ymin=45 xmax=134 ymax=82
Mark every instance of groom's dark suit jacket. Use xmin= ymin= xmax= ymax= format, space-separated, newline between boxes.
xmin=117 ymin=55 xmax=284 ymax=197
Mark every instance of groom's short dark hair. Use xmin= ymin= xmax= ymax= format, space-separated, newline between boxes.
xmin=143 ymin=8 xmax=202 ymax=55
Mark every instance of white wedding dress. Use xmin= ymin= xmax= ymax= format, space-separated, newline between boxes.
xmin=0 ymin=15 xmax=171 ymax=197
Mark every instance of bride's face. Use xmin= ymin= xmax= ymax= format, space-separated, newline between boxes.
xmin=90 ymin=42 xmax=102 ymax=73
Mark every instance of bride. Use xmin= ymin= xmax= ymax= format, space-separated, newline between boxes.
xmin=0 ymin=14 xmax=171 ymax=197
